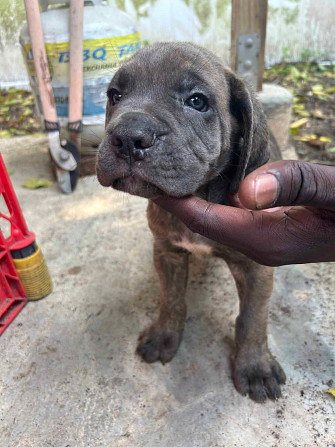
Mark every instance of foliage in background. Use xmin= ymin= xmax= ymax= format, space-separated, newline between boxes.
xmin=0 ymin=87 xmax=42 ymax=137
xmin=264 ymin=62 xmax=335 ymax=161
xmin=0 ymin=0 xmax=25 ymax=49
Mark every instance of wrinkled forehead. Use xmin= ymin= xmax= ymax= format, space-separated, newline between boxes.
xmin=111 ymin=43 xmax=225 ymax=94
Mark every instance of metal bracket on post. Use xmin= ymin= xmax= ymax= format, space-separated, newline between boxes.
xmin=237 ymin=33 xmax=260 ymax=90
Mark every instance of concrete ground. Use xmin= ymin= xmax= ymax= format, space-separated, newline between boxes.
xmin=0 ymin=136 xmax=334 ymax=447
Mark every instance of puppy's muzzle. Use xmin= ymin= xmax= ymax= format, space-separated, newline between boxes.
xmin=110 ymin=112 xmax=165 ymax=162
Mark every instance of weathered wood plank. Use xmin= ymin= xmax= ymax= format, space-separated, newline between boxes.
xmin=230 ymin=0 xmax=268 ymax=90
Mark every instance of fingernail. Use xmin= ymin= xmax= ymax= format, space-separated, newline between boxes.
xmin=254 ymin=174 xmax=279 ymax=209
xmin=229 ymin=193 xmax=247 ymax=209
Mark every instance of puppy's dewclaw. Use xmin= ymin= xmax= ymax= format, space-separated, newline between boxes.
xmin=97 ymin=42 xmax=285 ymax=403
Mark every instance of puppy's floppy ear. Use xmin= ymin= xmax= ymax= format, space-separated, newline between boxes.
xmin=228 ymin=74 xmax=270 ymax=194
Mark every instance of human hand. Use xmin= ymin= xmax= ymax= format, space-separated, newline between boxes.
xmin=153 ymin=161 xmax=335 ymax=266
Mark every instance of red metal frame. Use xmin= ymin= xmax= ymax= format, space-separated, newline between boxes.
xmin=0 ymin=154 xmax=28 ymax=335
xmin=0 ymin=232 xmax=27 ymax=335
xmin=0 ymin=155 xmax=35 ymax=251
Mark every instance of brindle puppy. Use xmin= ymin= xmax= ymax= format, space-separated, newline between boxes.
xmin=96 ymin=42 xmax=286 ymax=403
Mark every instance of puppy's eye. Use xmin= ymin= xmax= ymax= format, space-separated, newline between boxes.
xmin=186 ymin=93 xmax=208 ymax=112
xmin=107 ymin=88 xmax=122 ymax=105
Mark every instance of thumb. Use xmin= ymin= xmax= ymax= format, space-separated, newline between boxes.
xmin=237 ymin=160 xmax=335 ymax=211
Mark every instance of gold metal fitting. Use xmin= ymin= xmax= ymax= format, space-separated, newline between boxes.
xmin=13 ymin=246 xmax=52 ymax=301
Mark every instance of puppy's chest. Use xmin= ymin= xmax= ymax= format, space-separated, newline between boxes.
xmin=148 ymin=201 xmax=214 ymax=257
xmin=172 ymin=233 xmax=213 ymax=257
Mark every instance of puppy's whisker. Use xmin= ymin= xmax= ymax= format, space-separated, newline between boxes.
xmin=211 ymin=167 xmax=231 ymax=184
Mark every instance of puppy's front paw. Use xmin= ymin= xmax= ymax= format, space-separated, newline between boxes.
xmin=136 ymin=324 xmax=182 ymax=364
xmin=233 ymin=348 xmax=286 ymax=403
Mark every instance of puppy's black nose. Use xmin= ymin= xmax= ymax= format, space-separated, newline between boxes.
xmin=111 ymin=113 xmax=157 ymax=161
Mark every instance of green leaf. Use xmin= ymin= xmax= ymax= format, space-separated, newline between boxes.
xmin=290 ymin=118 xmax=308 ymax=129
xmin=289 ymin=66 xmax=301 ymax=79
xmin=290 ymin=127 xmax=299 ymax=136
xmin=22 ymin=178 xmax=54 ymax=189
xmin=319 ymin=136 xmax=332 ymax=143
xmin=10 ymin=129 xmax=26 ymax=136
xmin=6 ymin=98 xmax=21 ymax=106
xmin=294 ymin=133 xmax=318 ymax=142
xmin=317 ymin=64 xmax=327 ymax=72
xmin=7 ymin=168 xmax=14 ymax=176
xmin=326 ymin=387 xmax=335 ymax=398
xmin=295 ymin=110 xmax=310 ymax=118
xmin=0 ymin=130 xmax=12 ymax=138
xmin=293 ymin=104 xmax=305 ymax=111
xmin=0 ymin=106 xmax=10 ymax=114
xmin=22 ymin=97 xmax=34 ymax=106
xmin=22 ymin=122 xmax=34 ymax=130
xmin=328 ymin=147 xmax=335 ymax=153
xmin=324 ymin=71 xmax=335 ymax=79
xmin=318 ymin=95 xmax=330 ymax=101
xmin=311 ymin=83 xmax=324 ymax=94
xmin=22 ymin=107 xmax=32 ymax=116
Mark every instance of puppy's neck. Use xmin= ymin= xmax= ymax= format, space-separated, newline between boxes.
xmin=196 ymin=176 xmax=231 ymax=206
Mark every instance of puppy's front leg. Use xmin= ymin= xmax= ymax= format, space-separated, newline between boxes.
xmin=227 ymin=259 xmax=286 ymax=402
xmin=137 ymin=239 xmax=189 ymax=364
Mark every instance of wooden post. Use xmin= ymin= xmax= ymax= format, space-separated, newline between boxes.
xmin=230 ymin=0 xmax=268 ymax=91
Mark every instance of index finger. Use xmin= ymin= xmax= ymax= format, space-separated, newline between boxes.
xmin=153 ymin=194 xmax=335 ymax=265
xmin=153 ymin=195 xmax=269 ymax=262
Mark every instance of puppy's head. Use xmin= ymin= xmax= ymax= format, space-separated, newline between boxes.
xmin=97 ymin=42 xmax=269 ymax=200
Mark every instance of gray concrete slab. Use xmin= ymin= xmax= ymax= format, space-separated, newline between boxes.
xmin=258 ymin=84 xmax=297 ymax=161
xmin=0 ymin=136 xmax=334 ymax=447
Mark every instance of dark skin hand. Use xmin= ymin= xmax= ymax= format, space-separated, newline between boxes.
xmin=153 ymin=161 xmax=335 ymax=266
